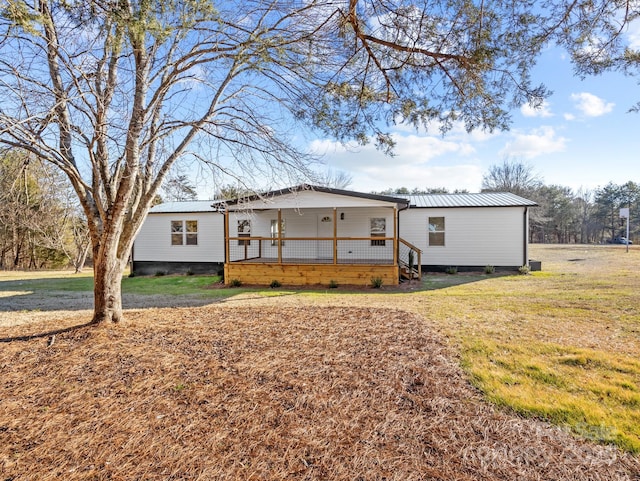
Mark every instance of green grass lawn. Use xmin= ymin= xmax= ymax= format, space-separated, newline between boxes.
xmin=0 ymin=270 xmax=222 ymax=296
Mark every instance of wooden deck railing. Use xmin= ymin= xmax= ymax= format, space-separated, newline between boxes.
xmin=398 ymin=238 xmax=422 ymax=280
xmin=227 ymin=236 xmax=397 ymax=265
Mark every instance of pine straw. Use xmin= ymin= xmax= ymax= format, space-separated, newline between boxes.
xmin=1 ymin=306 xmax=638 ymax=481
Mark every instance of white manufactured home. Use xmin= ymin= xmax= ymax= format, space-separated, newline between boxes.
xmin=132 ymin=185 xmax=537 ymax=285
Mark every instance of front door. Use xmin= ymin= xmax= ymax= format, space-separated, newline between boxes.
xmin=317 ymin=213 xmax=334 ymax=259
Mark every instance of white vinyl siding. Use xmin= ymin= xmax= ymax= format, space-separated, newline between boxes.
xmin=400 ymin=207 xmax=526 ymax=266
xmin=135 ymin=190 xmax=532 ymax=270
xmin=134 ymin=213 xmax=225 ymax=262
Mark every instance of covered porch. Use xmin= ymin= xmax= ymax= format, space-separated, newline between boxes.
xmin=222 ymin=186 xmax=420 ymax=286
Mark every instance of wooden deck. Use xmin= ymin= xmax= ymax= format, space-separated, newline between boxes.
xmin=224 ymin=262 xmax=399 ymax=286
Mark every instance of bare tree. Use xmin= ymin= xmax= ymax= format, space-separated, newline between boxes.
xmin=482 ymin=159 xmax=543 ymax=197
xmin=314 ymin=169 xmax=354 ymax=190
xmin=162 ymin=174 xmax=198 ymax=202
xmin=1 ymin=0 xmax=629 ymax=323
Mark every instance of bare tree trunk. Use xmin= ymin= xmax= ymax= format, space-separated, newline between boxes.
xmin=12 ymin=224 xmax=20 ymax=268
xmin=91 ymin=243 xmax=127 ymax=324
xmin=74 ymin=242 xmax=91 ymax=274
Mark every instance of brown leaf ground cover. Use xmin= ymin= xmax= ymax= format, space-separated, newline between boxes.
xmin=1 ymin=305 xmax=638 ymax=480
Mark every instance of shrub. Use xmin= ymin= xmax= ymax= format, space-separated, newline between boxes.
xmin=229 ymin=278 xmax=242 ymax=287
xmin=185 ymin=269 xmax=195 ymax=276
xmin=270 ymin=279 xmax=281 ymax=288
xmin=328 ymin=279 xmax=338 ymax=289
xmin=445 ymin=266 xmax=458 ymax=275
xmin=518 ymin=265 xmax=531 ymax=275
xmin=484 ymin=265 xmax=495 ymax=274
xmin=370 ymin=277 xmax=384 ymax=288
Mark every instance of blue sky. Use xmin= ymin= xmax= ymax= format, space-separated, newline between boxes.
xmin=190 ymin=43 xmax=640 ymax=199
xmin=306 ymin=46 xmax=640 ymax=195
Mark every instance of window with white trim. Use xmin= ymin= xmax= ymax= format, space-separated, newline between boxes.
xmin=237 ymin=219 xmax=251 ymax=246
xmin=370 ymin=218 xmax=386 ymax=246
xmin=428 ymin=217 xmax=445 ymax=246
xmin=171 ymin=220 xmax=198 ymax=246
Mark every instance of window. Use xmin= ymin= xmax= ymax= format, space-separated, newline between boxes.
xmin=185 ymin=220 xmax=198 ymax=245
xmin=237 ymin=219 xmax=251 ymax=246
xmin=171 ymin=221 xmax=183 ymax=245
xmin=428 ymin=217 xmax=445 ymax=246
xmin=171 ymin=220 xmax=198 ymax=246
xmin=270 ymin=219 xmax=285 ymax=246
xmin=370 ymin=218 xmax=386 ymax=246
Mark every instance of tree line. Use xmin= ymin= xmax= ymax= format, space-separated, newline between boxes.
xmin=526 ymin=182 xmax=639 ymax=245
xmin=0 ymin=151 xmax=90 ymax=271
xmin=483 ymin=161 xmax=638 ymax=244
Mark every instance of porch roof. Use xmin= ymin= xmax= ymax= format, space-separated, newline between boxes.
xmin=226 ymin=184 xmax=409 ymax=211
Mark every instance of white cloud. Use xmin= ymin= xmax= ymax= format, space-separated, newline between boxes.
xmin=570 ymin=92 xmax=614 ymax=117
xmin=392 ymin=119 xmax=499 ymax=143
xmin=308 ymin=132 xmax=483 ymax=192
xmin=309 ymin=133 xmax=474 ymax=171
xmin=349 ymin=164 xmax=483 ymax=193
xmin=626 ymin=19 xmax=640 ymax=49
xmin=499 ymin=126 xmax=567 ymax=159
xmin=521 ymin=100 xmax=553 ymax=118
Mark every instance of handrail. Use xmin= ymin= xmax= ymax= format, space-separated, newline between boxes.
xmin=398 ymin=237 xmax=422 ymax=280
xmin=399 ymin=237 xmax=421 ymax=253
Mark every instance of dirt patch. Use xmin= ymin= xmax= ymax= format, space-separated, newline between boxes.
xmin=1 ymin=306 xmax=637 ymax=480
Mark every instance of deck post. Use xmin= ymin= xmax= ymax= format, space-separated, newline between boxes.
xmin=277 ymin=208 xmax=282 ymax=264
xmin=224 ymin=208 xmax=230 ymax=265
xmin=393 ymin=207 xmax=398 ymax=266
xmin=333 ymin=207 xmax=337 ymax=265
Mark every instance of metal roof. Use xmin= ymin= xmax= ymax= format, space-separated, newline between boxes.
xmin=149 ymin=200 xmax=223 ymax=213
xmin=399 ymin=192 xmax=537 ymax=208
xmin=149 ymin=191 xmax=536 ymax=213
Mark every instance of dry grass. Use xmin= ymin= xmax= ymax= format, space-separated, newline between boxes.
xmin=1 ymin=305 xmax=639 ymax=480
xmin=419 ymin=245 xmax=640 ymax=452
